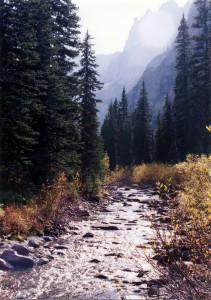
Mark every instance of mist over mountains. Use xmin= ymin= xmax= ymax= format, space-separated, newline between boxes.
xmin=97 ymin=0 xmax=193 ymax=123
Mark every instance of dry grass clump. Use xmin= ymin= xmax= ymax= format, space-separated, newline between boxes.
xmin=0 ymin=172 xmax=74 ymax=237
xmin=132 ymin=162 xmax=179 ymax=185
xmin=104 ymin=166 xmax=132 ymax=185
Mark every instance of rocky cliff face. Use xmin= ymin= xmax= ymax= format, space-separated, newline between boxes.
xmin=127 ymin=0 xmax=195 ymax=127
xmin=97 ymin=0 xmax=185 ymax=121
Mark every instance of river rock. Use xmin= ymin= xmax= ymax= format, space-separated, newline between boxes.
xmin=90 ymin=259 xmax=100 ymax=263
xmin=95 ymin=274 xmax=108 ymax=280
xmin=92 ymin=225 xmax=119 ymax=230
xmin=0 ymin=258 xmax=14 ymax=271
xmin=0 ymin=249 xmax=35 ymax=269
xmin=124 ymin=187 xmax=131 ymax=191
xmin=11 ymin=244 xmax=30 ymax=256
xmin=28 ymin=239 xmax=40 ymax=248
xmin=83 ymin=232 xmax=94 ymax=238
xmin=43 ymin=236 xmax=54 ymax=242
xmin=54 ymin=245 xmax=68 ymax=250
xmin=37 ymin=258 xmax=49 ymax=266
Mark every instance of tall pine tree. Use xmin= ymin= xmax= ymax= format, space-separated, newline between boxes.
xmin=77 ymin=32 xmax=103 ymax=197
xmin=132 ymin=81 xmax=152 ymax=164
xmin=101 ymin=100 xmax=119 ymax=170
xmin=173 ymin=14 xmax=190 ymax=161
xmin=32 ymin=0 xmax=81 ymax=184
xmin=118 ymin=87 xmax=131 ymax=166
xmin=188 ymin=0 xmax=210 ymax=154
xmin=155 ymin=95 xmax=174 ymax=162
xmin=1 ymin=0 xmax=42 ymax=192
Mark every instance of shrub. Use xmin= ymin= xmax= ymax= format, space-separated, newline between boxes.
xmin=0 ymin=172 xmax=74 ymax=237
xmin=132 ymin=163 xmax=178 ymax=185
xmin=153 ymin=155 xmax=211 ymax=300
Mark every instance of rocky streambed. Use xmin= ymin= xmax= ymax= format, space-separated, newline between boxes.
xmin=0 ymin=184 xmax=172 ymax=300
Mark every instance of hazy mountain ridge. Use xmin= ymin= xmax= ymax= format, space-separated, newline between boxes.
xmin=97 ymin=0 xmax=194 ymax=123
xmin=127 ymin=0 xmax=196 ymax=126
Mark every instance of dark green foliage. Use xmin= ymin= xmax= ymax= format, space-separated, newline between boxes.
xmin=155 ymin=95 xmax=174 ymax=163
xmin=1 ymin=0 xmax=42 ymax=191
xmin=77 ymin=32 xmax=103 ymax=197
xmin=132 ymin=81 xmax=152 ymax=164
xmin=173 ymin=14 xmax=190 ymax=161
xmin=101 ymin=100 xmax=119 ymax=170
xmin=0 ymin=0 xmax=82 ymax=201
xmin=188 ymin=0 xmax=211 ymax=154
xmin=0 ymin=0 xmax=3 ymax=190
xmin=101 ymin=89 xmax=131 ymax=170
xmin=32 ymin=0 xmax=81 ymax=184
xmin=118 ymin=88 xmax=131 ymax=167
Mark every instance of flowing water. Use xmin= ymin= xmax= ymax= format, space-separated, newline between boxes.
xmin=0 ymin=185 xmax=167 ymax=300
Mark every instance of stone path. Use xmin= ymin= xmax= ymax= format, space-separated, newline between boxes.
xmin=0 ymin=185 xmax=168 ymax=299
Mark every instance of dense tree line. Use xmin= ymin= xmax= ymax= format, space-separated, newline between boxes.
xmin=101 ymin=0 xmax=211 ymax=167
xmin=0 ymin=0 xmax=102 ymax=202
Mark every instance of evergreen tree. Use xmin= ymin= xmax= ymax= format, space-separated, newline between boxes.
xmin=101 ymin=100 xmax=119 ymax=170
xmin=188 ymin=0 xmax=210 ymax=154
xmin=0 ymin=0 xmax=3 ymax=190
xmin=155 ymin=95 xmax=174 ymax=162
xmin=173 ymin=14 xmax=190 ymax=161
xmin=154 ymin=112 xmax=162 ymax=162
xmin=1 ymin=0 xmax=42 ymax=192
xmin=77 ymin=32 xmax=103 ymax=196
xmin=32 ymin=0 xmax=81 ymax=184
xmin=132 ymin=81 xmax=152 ymax=164
xmin=208 ymin=0 xmax=211 ymax=153
xmin=118 ymin=87 xmax=131 ymax=166
xmin=0 ymin=0 xmax=82 ymax=198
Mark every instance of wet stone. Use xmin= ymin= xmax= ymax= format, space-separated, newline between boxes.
xmin=28 ymin=239 xmax=40 ymax=248
xmin=54 ymin=245 xmax=68 ymax=250
xmin=43 ymin=236 xmax=54 ymax=242
xmin=0 ymin=258 xmax=14 ymax=271
xmin=0 ymin=249 xmax=35 ymax=269
xmin=57 ymin=251 xmax=65 ymax=256
xmin=104 ymin=253 xmax=123 ymax=258
xmin=83 ymin=232 xmax=94 ymax=238
xmin=11 ymin=244 xmax=30 ymax=256
xmin=89 ymin=259 xmax=100 ymax=263
xmin=95 ymin=274 xmax=108 ymax=280
xmin=37 ymin=258 xmax=49 ymax=266
xmin=91 ymin=225 xmax=119 ymax=230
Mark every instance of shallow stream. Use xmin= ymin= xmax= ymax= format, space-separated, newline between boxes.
xmin=0 ymin=185 xmax=167 ymax=300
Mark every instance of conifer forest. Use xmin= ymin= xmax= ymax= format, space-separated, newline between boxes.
xmin=0 ymin=1 xmax=210 ymax=300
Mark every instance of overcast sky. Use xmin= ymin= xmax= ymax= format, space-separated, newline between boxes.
xmin=75 ymin=0 xmax=190 ymax=55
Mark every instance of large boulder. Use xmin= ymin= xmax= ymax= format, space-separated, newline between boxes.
xmin=0 ymin=249 xmax=35 ymax=269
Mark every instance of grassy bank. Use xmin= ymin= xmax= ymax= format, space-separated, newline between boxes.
xmin=0 ymin=173 xmax=78 ymax=239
